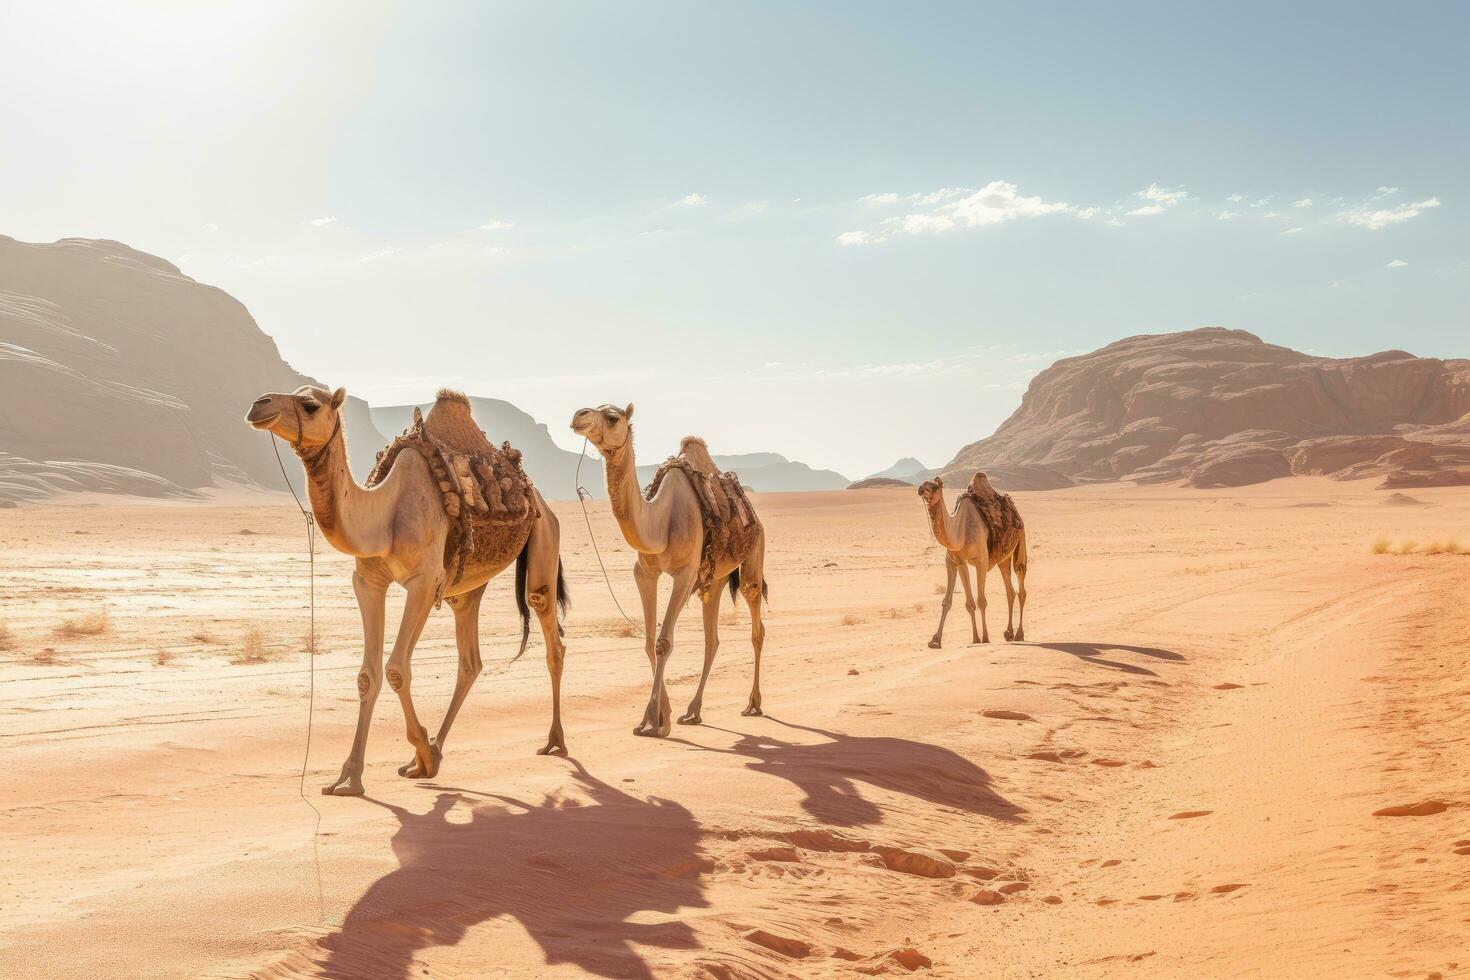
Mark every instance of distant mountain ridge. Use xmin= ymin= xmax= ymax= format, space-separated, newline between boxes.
xmin=0 ymin=236 xmax=850 ymax=502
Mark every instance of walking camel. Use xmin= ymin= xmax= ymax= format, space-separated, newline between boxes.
xmin=917 ymin=472 xmax=1028 ymax=648
xmin=571 ymin=404 xmax=768 ymax=737
xmin=246 ymin=385 xmax=568 ymax=796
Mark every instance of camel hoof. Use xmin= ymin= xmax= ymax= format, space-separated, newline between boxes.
xmin=321 ymin=779 xmax=364 ymax=797
xmin=1015 ymin=630 xmax=1025 ymax=641
xmin=741 ymin=705 xmax=764 ymax=717
xmin=1004 ymin=628 xmax=1015 ymax=641
xmin=398 ymin=741 xmax=442 ymax=779
xmin=678 ymin=713 xmax=702 ymax=725
xmin=633 ymin=725 xmax=661 ymax=738
xmin=537 ymin=742 xmax=568 ymax=756
xmin=928 ymin=638 xmax=942 ymax=649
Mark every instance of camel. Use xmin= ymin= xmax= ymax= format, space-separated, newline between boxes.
xmin=917 ymin=472 xmax=1028 ymax=648
xmin=570 ymin=404 xmax=767 ymax=736
xmin=245 ymin=385 xmax=568 ymax=797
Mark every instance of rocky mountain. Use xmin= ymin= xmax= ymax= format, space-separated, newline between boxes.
xmin=941 ymin=327 xmax=1470 ymax=490
xmin=847 ymin=477 xmax=915 ymax=490
xmin=0 ymin=236 xmax=851 ymax=503
xmin=0 ymin=236 xmax=384 ymax=504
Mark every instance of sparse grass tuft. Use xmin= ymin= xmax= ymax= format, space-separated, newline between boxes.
xmin=33 ymin=647 xmax=61 ymax=665
xmin=153 ymin=649 xmax=174 ymax=667
xmin=0 ymin=622 xmax=14 ymax=651
xmin=1371 ymin=538 xmax=1391 ymax=555
xmin=882 ymin=607 xmax=902 ymax=619
xmin=191 ymin=631 xmax=215 ymax=644
xmin=54 ymin=609 xmax=110 ymax=637
xmin=303 ymin=629 xmax=320 ymax=656
xmin=840 ymin=613 xmax=864 ymax=627
xmin=231 ymin=628 xmax=271 ymax=665
xmin=933 ymin=583 xmax=947 ymax=595
xmin=615 ymin=622 xmax=638 ymax=639
xmin=1371 ymin=538 xmax=1464 ymax=556
xmin=1421 ymin=540 xmax=1463 ymax=555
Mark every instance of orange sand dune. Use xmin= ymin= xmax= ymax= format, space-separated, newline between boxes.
xmin=0 ymin=479 xmax=1465 ymax=978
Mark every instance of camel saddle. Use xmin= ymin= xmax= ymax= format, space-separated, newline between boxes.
xmin=644 ymin=452 xmax=761 ymax=604
xmin=960 ymin=471 xmax=1024 ymax=566
xmin=366 ymin=390 xmax=538 ymax=601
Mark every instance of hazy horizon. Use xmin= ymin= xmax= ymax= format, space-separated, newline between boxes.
xmin=3 ymin=1 xmax=1465 ymax=476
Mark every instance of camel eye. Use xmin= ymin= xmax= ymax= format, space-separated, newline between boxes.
xmin=302 ymin=401 xmax=321 ymax=415
xmin=606 ymin=415 xmax=619 ymax=425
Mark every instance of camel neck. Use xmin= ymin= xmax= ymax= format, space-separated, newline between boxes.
xmin=298 ymin=427 xmax=373 ymax=555
xmin=926 ymin=494 xmax=960 ymax=551
xmin=603 ymin=436 xmax=658 ymax=553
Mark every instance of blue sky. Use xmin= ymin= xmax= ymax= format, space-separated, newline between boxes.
xmin=2 ymin=1 xmax=1465 ymax=476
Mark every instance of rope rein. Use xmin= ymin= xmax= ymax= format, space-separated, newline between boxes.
xmin=269 ymin=429 xmax=325 ymax=926
xmin=574 ymin=438 xmax=647 ymax=639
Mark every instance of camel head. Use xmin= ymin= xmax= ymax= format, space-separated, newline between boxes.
xmin=570 ymin=403 xmax=634 ymax=455
xmin=245 ymin=385 xmax=347 ymax=453
xmin=916 ymin=476 xmax=944 ymax=506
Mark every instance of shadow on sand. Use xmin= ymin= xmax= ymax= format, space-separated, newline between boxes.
xmin=315 ymin=761 xmax=708 ymax=980
xmin=1029 ymin=641 xmax=1186 ymax=676
xmin=676 ymin=717 xmax=1024 ymax=828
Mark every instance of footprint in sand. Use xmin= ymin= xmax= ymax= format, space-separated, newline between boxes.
xmin=744 ymin=930 xmax=811 ymax=958
xmin=1372 ymin=800 xmax=1449 ymax=817
xmin=984 ymin=709 xmax=1035 ymax=721
xmin=748 ymin=846 xmax=801 ymax=863
xmin=1213 ymin=683 xmax=1244 ymax=690
xmin=971 ymin=889 xmax=1006 ymax=906
xmin=1454 ymin=839 xmax=1470 ymax=856
xmin=1211 ymin=883 xmax=1250 ymax=894
xmin=1169 ymin=810 xmax=1213 ymax=819
xmin=1091 ymin=758 xmax=1127 ymax=767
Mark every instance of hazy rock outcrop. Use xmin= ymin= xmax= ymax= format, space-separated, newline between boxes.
xmin=864 ymin=457 xmax=932 ymax=483
xmin=0 ymin=236 xmax=384 ymax=502
xmin=847 ymin=477 xmax=914 ymax=489
xmin=941 ymin=327 xmax=1470 ymax=490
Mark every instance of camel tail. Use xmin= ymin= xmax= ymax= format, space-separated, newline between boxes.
xmin=513 ymin=538 xmax=532 ymax=661
xmin=555 ymin=560 xmax=570 ymax=637
xmin=726 ymin=567 xmax=769 ymax=603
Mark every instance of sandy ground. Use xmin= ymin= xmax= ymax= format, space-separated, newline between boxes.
xmin=1 ymin=479 xmax=1466 ymax=979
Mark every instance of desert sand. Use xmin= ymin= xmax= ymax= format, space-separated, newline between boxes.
xmin=1 ymin=480 xmax=1466 ymax=979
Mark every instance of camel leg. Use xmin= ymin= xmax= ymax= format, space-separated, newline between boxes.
xmin=636 ymin=565 xmax=696 ymax=738
xmin=679 ymin=575 xmax=724 ymax=725
xmin=388 ymin=574 xmax=442 ymax=780
xmin=322 ymin=566 xmax=388 ymax=796
xmin=740 ymin=546 xmax=767 ymax=716
xmin=999 ymin=556 xmax=1017 ymax=642
xmin=959 ymin=559 xmax=981 ymax=644
xmin=1014 ymin=532 xmax=1029 ymax=642
xmin=929 ymin=553 xmax=959 ymax=649
xmin=431 ymin=584 xmax=486 ymax=759
xmin=526 ymin=519 xmax=568 ymax=756
xmin=633 ymin=558 xmax=671 ymax=733
xmin=971 ymin=560 xmax=990 ymax=644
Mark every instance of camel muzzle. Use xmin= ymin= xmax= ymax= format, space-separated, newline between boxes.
xmin=246 ymin=398 xmax=281 ymax=429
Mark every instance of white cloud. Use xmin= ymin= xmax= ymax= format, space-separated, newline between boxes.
xmin=1227 ymin=193 xmax=1244 ymax=203
xmin=1126 ymin=204 xmax=1165 ymax=217
xmin=1137 ymin=183 xmax=1189 ymax=207
xmin=680 ymin=193 xmax=707 ymax=207
xmin=478 ymin=219 xmax=514 ymax=231
xmin=836 ymin=230 xmax=882 ymax=247
xmin=1342 ymin=196 xmax=1440 ymax=230
xmin=1330 ymin=279 xmax=1346 ymax=288
xmin=1250 ymin=197 xmax=1271 ymax=208
xmin=1374 ymin=186 xmax=1400 ymax=198
xmin=1292 ymin=198 xmax=1313 ymax=209
xmin=850 ymin=180 xmax=1087 ymax=240
xmin=859 ymin=192 xmax=901 ymax=205
xmin=1263 ymin=211 xmax=1279 ymax=218
xmin=1283 ymin=227 xmax=1304 ymax=235
xmin=1217 ymin=210 xmax=1237 ymax=221
xmin=307 ymin=216 xmax=337 ymax=227
xmin=202 ymin=222 xmax=218 ymax=232
xmin=1387 ymin=258 xmax=1408 ymax=268
xmin=901 ymin=213 xmax=956 ymax=234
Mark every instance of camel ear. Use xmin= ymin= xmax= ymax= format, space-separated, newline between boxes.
xmin=330 ymin=387 xmax=347 ymax=409
xmin=934 ymin=475 xmax=944 ymax=488
xmin=623 ymin=403 xmax=634 ymax=422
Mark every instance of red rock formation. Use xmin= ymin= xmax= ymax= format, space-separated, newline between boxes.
xmin=942 ymin=328 xmax=1470 ymax=490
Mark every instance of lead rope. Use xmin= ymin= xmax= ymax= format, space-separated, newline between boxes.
xmin=574 ymin=438 xmax=646 ymax=639
xmin=269 ymin=435 xmax=326 ymax=927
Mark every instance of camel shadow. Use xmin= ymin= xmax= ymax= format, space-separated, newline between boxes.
xmin=315 ymin=762 xmax=708 ymax=980
xmin=677 ymin=718 xmax=1024 ymax=828
xmin=1029 ymin=641 xmax=1186 ymax=676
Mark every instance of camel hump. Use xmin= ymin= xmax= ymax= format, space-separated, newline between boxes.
xmin=425 ymin=390 xmax=495 ymax=455
xmin=679 ymin=436 xmax=720 ymax=476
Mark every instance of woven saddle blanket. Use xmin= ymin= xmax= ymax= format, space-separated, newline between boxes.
xmin=366 ymin=391 xmax=538 ymax=596
xmin=959 ymin=472 xmax=1024 ymax=566
xmin=644 ymin=455 xmax=761 ymax=603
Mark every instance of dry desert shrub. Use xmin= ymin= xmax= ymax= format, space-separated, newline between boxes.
xmin=303 ymin=629 xmax=320 ymax=656
xmin=191 ymin=631 xmax=215 ymax=644
xmin=1370 ymin=538 xmax=1391 ymax=555
xmin=615 ymin=622 xmax=639 ymax=639
xmin=54 ymin=608 xmax=110 ymax=637
xmin=153 ymin=649 xmax=174 ymax=666
xmin=1421 ymin=540 xmax=1463 ymax=555
xmin=33 ymin=647 xmax=61 ymax=665
xmin=1370 ymin=538 xmax=1464 ymax=556
xmin=231 ymin=628 xmax=271 ymax=665
xmin=0 ymin=622 xmax=14 ymax=651
xmin=840 ymin=613 xmax=864 ymax=627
